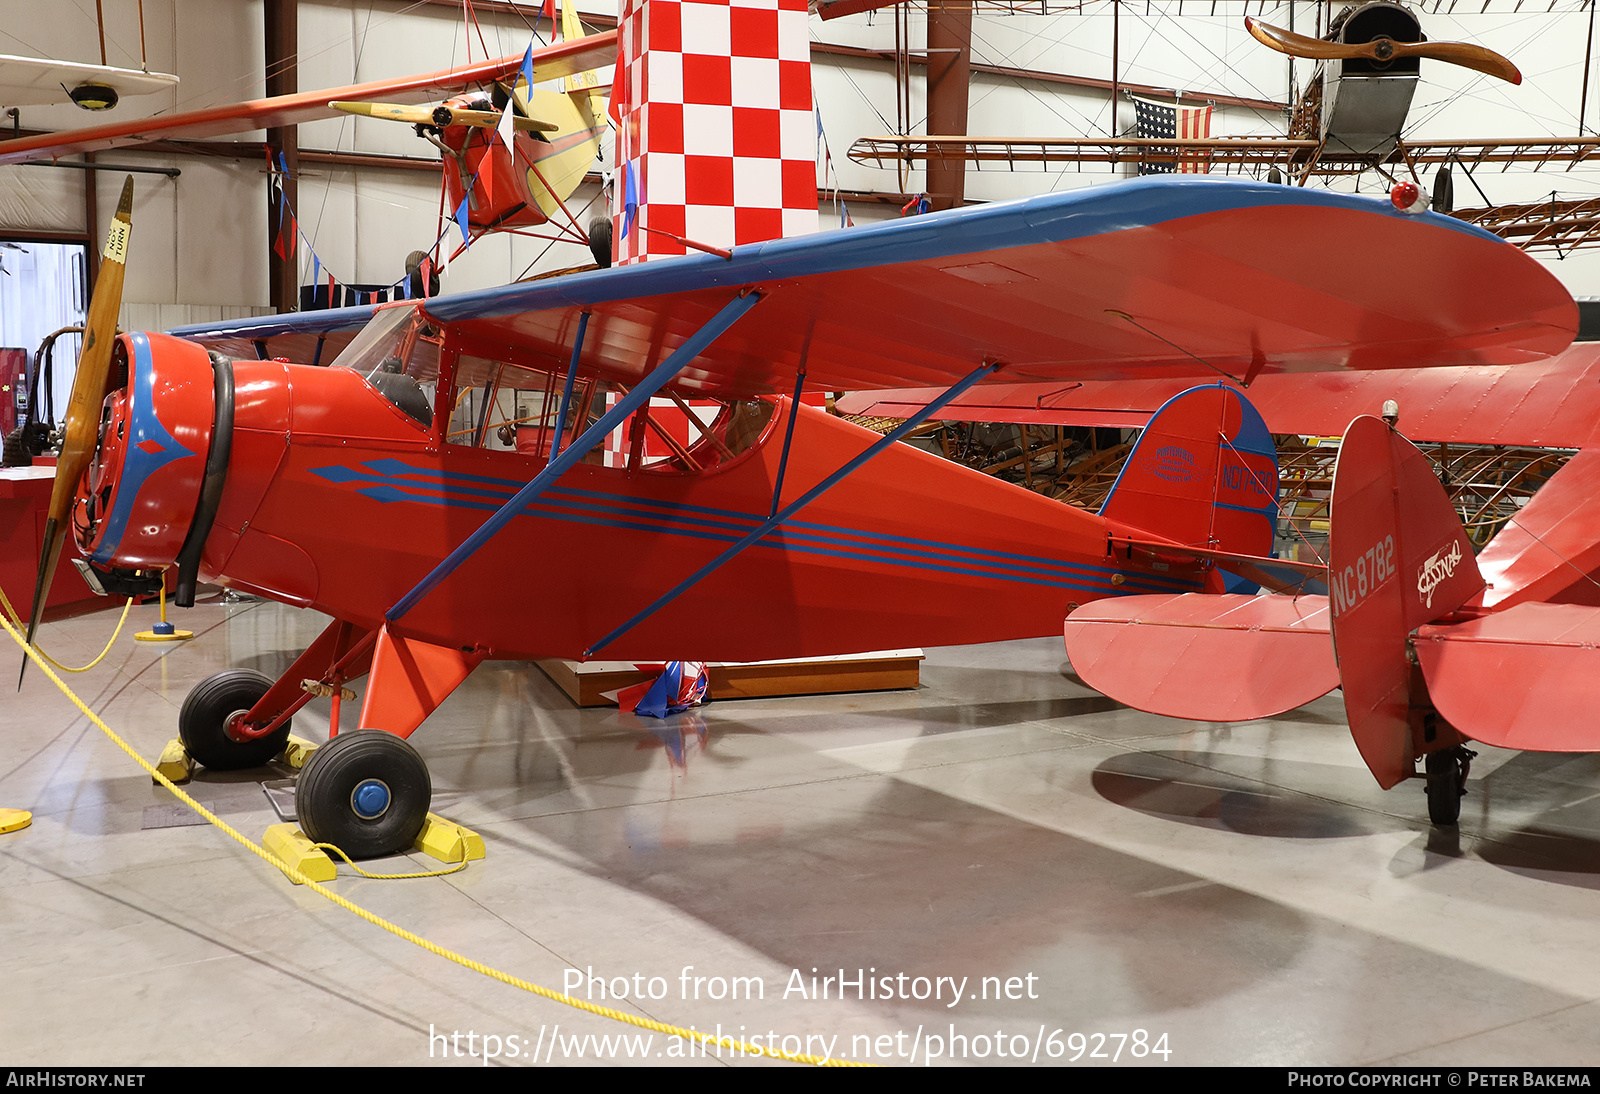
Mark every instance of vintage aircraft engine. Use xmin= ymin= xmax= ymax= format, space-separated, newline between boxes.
xmin=73 ymin=332 xmax=216 ymax=586
xmin=1319 ymin=2 xmax=1424 ymax=157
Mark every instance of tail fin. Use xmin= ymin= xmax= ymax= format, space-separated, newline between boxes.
xmin=1328 ymin=415 xmax=1483 ymax=788
xmin=1101 ymin=383 xmax=1279 ymax=590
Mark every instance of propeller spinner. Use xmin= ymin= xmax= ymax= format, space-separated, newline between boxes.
xmin=1245 ymin=15 xmax=1522 ymax=85
xmin=21 ymin=176 xmax=134 ymax=686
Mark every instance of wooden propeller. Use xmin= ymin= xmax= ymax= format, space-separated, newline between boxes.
xmin=21 ymin=176 xmax=134 ymax=685
xmin=1245 ymin=17 xmax=1522 ymax=85
xmin=331 ymin=100 xmax=559 ymax=133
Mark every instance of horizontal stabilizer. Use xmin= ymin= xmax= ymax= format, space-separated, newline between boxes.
xmin=1064 ymin=593 xmax=1336 ymax=721
xmin=1415 ymin=602 xmax=1600 ymax=753
xmin=1111 ymin=537 xmax=1325 ymax=595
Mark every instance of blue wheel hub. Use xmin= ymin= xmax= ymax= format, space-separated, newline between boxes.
xmin=350 ymin=778 xmax=391 ymax=820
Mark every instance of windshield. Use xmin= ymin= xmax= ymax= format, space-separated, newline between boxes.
xmin=330 ymin=304 xmax=434 ymax=428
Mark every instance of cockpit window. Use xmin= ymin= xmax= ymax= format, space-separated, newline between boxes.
xmin=331 ymin=304 xmax=435 ymax=428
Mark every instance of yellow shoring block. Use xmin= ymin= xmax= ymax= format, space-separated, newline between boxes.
xmin=262 ymin=823 xmax=336 ymax=884
xmin=413 ymin=813 xmax=486 ymax=864
xmin=153 ymin=739 xmax=194 ymax=784
xmin=279 ymin=735 xmax=318 ymax=770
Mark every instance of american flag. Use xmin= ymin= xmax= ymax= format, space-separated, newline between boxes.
xmin=1133 ymin=95 xmax=1213 ymax=175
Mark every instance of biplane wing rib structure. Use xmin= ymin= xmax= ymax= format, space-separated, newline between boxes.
xmin=0 ymin=32 xmax=618 ymax=166
xmin=172 ymin=178 xmax=1576 ymax=398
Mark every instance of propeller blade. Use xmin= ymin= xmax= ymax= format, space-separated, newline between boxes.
xmin=21 ymin=176 xmax=133 ymax=686
xmin=1244 ymin=17 xmax=1521 ymax=85
xmin=1245 ymin=17 xmax=1355 ymax=61
xmin=332 ymin=100 xmax=559 ymax=132
xmin=330 ymin=100 xmax=438 ymax=126
xmin=1393 ymin=41 xmax=1522 ymax=85
xmin=432 ymin=105 xmax=559 ymax=132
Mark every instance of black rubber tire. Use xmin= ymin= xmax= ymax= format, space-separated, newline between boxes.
xmin=1424 ymin=749 xmax=1463 ymax=826
xmin=1432 ymin=167 xmax=1454 ymax=215
xmin=588 ymin=215 xmax=613 ymax=268
xmin=178 ymin=669 xmax=291 ymax=770
xmin=296 ymin=730 xmax=432 ymax=859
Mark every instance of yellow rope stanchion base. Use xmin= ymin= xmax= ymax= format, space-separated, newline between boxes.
xmin=134 ymin=625 xmax=193 ymax=642
xmin=135 ymin=574 xmax=192 ymax=642
xmin=0 ymin=808 xmax=32 ymax=834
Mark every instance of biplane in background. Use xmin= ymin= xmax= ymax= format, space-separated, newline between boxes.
xmin=848 ymin=1 xmax=1600 ymax=250
xmin=16 ymin=171 xmax=1576 ymax=858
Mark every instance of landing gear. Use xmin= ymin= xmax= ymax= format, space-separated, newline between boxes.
xmin=178 ymin=669 xmax=292 ymax=770
xmin=296 ymin=730 xmax=432 ymax=859
xmin=1424 ymin=745 xmax=1475 ymax=826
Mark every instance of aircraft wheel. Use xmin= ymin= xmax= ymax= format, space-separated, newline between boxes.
xmin=296 ymin=730 xmax=431 ymax=859
xmin=178 ymin=669 xmax=291 ymax=770
xmin=1424 ymin=746 xmax=1468 ymax=826
xmin=1432 ymin=167 xmax=1453 ymax=214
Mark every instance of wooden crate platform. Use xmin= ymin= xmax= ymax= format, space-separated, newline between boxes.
xmin=536 ymin=650 xmax=924 ymax=708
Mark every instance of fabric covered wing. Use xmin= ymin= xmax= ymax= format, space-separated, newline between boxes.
xmin=1474 ymin=449 xmax=1600 ymax=610
xmin=1064 ymin=592 xmax=1336 ymax=721
xmin=171 ymin=177 xmax=1576 ymax=399
xmin=1415 ymin=602 xmax=1600 ymax=752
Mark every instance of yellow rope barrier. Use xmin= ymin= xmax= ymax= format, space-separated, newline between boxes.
xmin=310 ymin=839 xmax=468 ymax=880
xmin=0 ymin=605 xmax=865 ymax=1067
xmin=0 ymin=579 xmax=133 ymax=673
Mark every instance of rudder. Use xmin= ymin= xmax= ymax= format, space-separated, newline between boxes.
xmin=1328 ymin=415 xmax=1483 ymax=788
xmin=1101 ymin=383 xmax=1279 ymax=589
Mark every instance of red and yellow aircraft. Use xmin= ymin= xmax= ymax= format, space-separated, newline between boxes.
xmin=14 ymin=168 xmax=1576 ymax=857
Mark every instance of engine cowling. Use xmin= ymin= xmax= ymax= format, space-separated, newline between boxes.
xmin=75 ymin=332 xmax=214 ymax=571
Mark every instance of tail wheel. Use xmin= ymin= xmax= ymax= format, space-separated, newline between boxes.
xmin=178 ymin=669 xmax=291 ymax=770
xmin=1424 ymin=745 xmax=1474 ymax=826
xmin=296 ymin=730 xmax=431 ymax=859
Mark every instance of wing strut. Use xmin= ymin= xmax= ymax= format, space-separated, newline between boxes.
xmin=386 ymin=291 xmax=765 ymax=624
xmin=581 ymin=358 xmax=1004 ymax=658
xmin=548 ymin=311 xmax=590 ymax=460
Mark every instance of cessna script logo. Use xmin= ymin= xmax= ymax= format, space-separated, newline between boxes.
xmin=1417 ymin=542 xmax=1464 ymax=610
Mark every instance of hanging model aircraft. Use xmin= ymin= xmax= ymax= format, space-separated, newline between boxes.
xmin=847 ymin=1 xmax=1600 ymax=245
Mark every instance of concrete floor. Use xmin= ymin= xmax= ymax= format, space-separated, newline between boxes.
xmin=6 ymin=595 xmax=1600 ymax=1068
